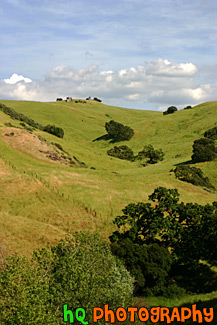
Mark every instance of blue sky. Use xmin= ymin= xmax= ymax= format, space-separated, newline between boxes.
xmin=0 ymin=0 xmax=217 ymax=110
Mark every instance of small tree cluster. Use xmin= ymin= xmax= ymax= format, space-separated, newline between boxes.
xmin=107 ymin=145 xmax=134 ymax=161
xmin=136 ymin=144 xmax=165 ymax=164
xmin=163 ymin=106 xmax=178 ymax=115
xmin=191 ymin=138 xmax=216 ymax=162
xmin=105 ymin=120 xmax=134 ymax=142
xmin=204 ymin=126 xmax=217 ymax=140
xmin=174 ymin=165 xmax=215 ymax=190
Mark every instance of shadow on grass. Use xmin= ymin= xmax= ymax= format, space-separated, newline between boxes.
xmin=173 ymin=160 xmax=196 ymax=166
xmin=92 ymin=134 xmax=124 ymax=143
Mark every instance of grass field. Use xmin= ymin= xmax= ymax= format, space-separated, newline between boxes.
xmin=0 ymin=99 xmax=216 ymax=257
xmin=0 ymin=99 xmax=217 ymax=322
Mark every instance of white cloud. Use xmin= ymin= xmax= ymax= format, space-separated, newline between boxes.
xmin=4 ymin=73 xmax=32 ymax=84
xmin=0 ymin=59 xmax=216 ymax=110
xmin=146 ymin=59 xmax=198 ymax=77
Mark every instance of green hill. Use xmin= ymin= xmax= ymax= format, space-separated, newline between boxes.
xmin=0 ymin=99 xmax=216 ymax=257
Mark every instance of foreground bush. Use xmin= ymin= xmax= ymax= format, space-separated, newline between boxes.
xmin=0 ymin=232 xmax=134 ymax=324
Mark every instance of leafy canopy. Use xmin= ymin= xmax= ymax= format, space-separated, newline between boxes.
xmin=105 ymin=120 xmax=134 ymax=141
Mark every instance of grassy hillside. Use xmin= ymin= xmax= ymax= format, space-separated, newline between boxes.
xmin=0 ymin=99 xmax=216 ymax=257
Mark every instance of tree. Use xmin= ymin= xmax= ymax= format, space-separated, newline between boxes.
xmin=107 ymin=145 xmax=134 ymax=161
xmin=163 ymin=106 xmax=178 ymax=115
xmin=0 ymin=232 xmax=134 ymax=324
xmin=136 ymin=144 xmax=164 ymax=164
xmin=174 ymin=165 xmax=215 ymax=190
xmin=111 ymin=239 xmax=180 ymax=297
xmin=191 ymin=138 xmax=216 ymax=162
xmin=105 ymin=120 xmax=134 ymax=142
xmin=110 ymin=187 xmax=217 ymax=293
xmin=204 ymin=126 xmax=217 ymax=140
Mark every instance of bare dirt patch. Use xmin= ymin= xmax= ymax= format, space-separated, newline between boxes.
xmin=1 ymin=127 xmax=78 ymax=166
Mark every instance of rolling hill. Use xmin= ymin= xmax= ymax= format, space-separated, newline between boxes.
xmin=0 ymin=99 xmax=216 ymax=258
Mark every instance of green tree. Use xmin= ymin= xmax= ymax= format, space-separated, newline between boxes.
xmin=163 ymin=106 xmax=178 ymax=115
xmin=204 ymin=126 xmax=217 ymax=140
xmin=107 ymin=145 xmax=134 ymax=161
xmin=110 ymin=187 xmax=217 ymax=293
xmin=105 ymin=120 xmax=134 ymax=142
xmin=174 ymin=165 xmax=215 ymax=190
xmin=136 ymin=144 xmax=164 ymax=164
xmin=191 ymin=138 xmax=216 ymax=162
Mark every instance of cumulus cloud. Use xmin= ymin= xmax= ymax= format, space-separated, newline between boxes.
xmin=4 ymin=73 xmax=32 ymax=84
xmin=0 ymin=60 xmax=216 ymax=110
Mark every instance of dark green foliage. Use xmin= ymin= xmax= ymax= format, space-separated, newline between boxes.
xmin=0 ymin=232 xmax=134 ymax=324
xmin=163 ymin=106 xmax=178 ymax=115
xmin=174 ymin=165 xmax=215 ymax=190
xmin=111 ymin=239 xmax=181 ymax=297
xmin=56 ymin=98 xmax=63 ymax=101
xmin=183 ymin=105 xmax=192 ymax=110
xmin=110 ymin=187 xmax=217 ymax=293
xmin=93 ymin=97 xmax=102 ymax=102
xmin=204 ymin=126 xmax=217 ymax=140
xmin=107 ymin=145 xmax=134 ymax=161
xmin=43 ymin=124 xmax=64 ymax=138
xmin=191 ymin=138 xmax=216 ymax=162
xmin=136 ymin=144 xmax=164 ymax=164
xmin=105 ymin=120 xmax=134 ymax=141
xmin=74 ymin=100 xmax=86 ymax=103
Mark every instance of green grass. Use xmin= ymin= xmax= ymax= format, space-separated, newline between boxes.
xmin=0 ymin=99 xmax=216 ymax=257
xmin=0 ymin=99 xmax=217 ymax=322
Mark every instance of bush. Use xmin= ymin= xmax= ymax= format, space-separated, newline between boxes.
xmin=174 ymin=165 xmax=215 ymax=190
xmin=204 ymin=126 xmax=217 ymax=140
xmin=183 ymin=105 xmax=192 ymax=110
xmin=0 ymin=232 xmax=134 ymax=324
xmin=163 ymin=106 xmax=178 ymax=115
xmin=111 ymin=239 xmax=181 ymax=297
xmin=105 ymin=120 xmax=134 ymax=141
xmin=93 ymin=97 xmax=102 ymax=102
xmin=107 ymin=145 xmax=134 ymax=161
xmin=191 ymin=138 xmax=216 ymax=162
xmin=43 ymin=124 xmax=64 ymax=138
xmin=136 ymin=144 xmax=164 ymax=164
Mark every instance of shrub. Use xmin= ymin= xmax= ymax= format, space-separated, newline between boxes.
xmin=107 ymin=145 xmax=134 ymax=161
xmin=111 ymin=239 xmax=181 ymax=297
xmin=43 ymin=124 xmax=64 ymax=138
xmin=174 ymin=165 xmax=215 ymax=190
xmin=183 ymin=105 xmax=192 ymax=109
xmin=93 ymin=97 xmax=102 ymax=102
xmin=163 ymin=106 xmax=178 ymax=115
xmin=191 ymin=138 xmax=216 ymax=162
xmin=204 ymin=126 xmax=217 ymax=140
xmin=105 ymin=120 xmax=134 ymax=142
xmin=136 ymin=144 xmax=164 ymax=164
xmin=0 ymin=232 xmax=134 ymax=324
